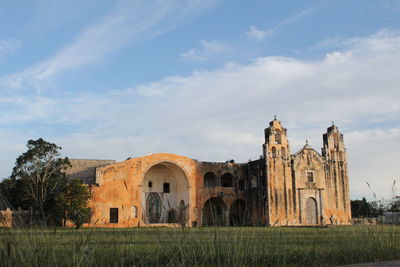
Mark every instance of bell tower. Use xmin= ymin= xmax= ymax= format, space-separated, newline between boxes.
xmin=263 ymin=116 xmax=295 ymax=225
xmin=322 ymin=123 xmax=351 ymax=223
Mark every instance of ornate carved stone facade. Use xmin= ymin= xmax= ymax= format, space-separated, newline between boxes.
xmin=68 ymin=118 xmax=351 ymax=227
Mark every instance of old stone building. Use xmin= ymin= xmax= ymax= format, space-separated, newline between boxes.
xmin=67 ymin=118 xmax=351 ymax=227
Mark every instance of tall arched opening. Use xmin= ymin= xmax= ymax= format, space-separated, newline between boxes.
xmin=230 ymin=199 xmax=247 ymax=226
xmin=142 ymin=162 xmax=189 ymax=224
xmin=305 ymin=197 xmax=318 ymax=225
xmin=202 ymin=197 xmax=226 ymax=226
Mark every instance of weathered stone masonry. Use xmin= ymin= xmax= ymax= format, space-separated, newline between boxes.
xmin=67 ymin=118 xmax=351 ymax=227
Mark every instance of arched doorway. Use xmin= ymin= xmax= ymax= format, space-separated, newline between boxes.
xmin=230 ymin=199 xmax=246 ymax=226
xmin=202 ymin=197 xmax=226 ymax=226
xmin=142 ymin=162 xmax=189 ymax=224
xmin=305 ymin=197 xmax=318 ymax=225
xmin=167 ymin=209 xmax=177 ymax=223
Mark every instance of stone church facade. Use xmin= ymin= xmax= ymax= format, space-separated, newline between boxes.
xmin=67 ymin=118 xmax=351 ymax=227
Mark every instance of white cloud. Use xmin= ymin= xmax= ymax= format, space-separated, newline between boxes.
xmin=0 ymin=0 xmax=218 ymax=90
xmin=246 ymin=26 xmax=268 ymax=40
xmin=181 ymin=40 xmax=229 ymax=61
xmin=0 ymin=39 xmax=22 ymax=60
xmin=1 ymin=30 xmax=400 ymax=200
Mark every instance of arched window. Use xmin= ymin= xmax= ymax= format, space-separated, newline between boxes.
xmin=221 ymin=173 xmax=233 ymax=187
xmin=271 ymin=147 xmax=277 ymax=158
xmin=334 ymin=134 xmax=339 ymax=148
xmin=275 ymin=130 xmax=282 ymax=144
xmin=251 ymin=176 xmax=257 ymax=188
xmin=281 ymin=147 xmax=286 ymax=158
xmin=204 ymin=172 xmax=217 ymax=187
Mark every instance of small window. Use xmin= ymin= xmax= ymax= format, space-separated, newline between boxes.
xmin=238 ymin=180 xmax=245 ymax=190
xmin=163 ymin=183 xmax=170 ymax=193
xmin=271 ymin=147 xmax=277 ymax=158
xmin=110 ymin=208 xmax=118 ymax=223
xmin=221 ymin=173 xmax=233 ymax=187
xmin=251 ymin=177 xmax=257 ymax=188
xmin=148 ymin=181 xmax=152 ymax=188
xmin=281 ymin=147 xmax=286 ymax=158
xmin=307 ymin=172 xmax=314 ymax=183
xmin=204 ymin=172 xmax=217 ymax=187
xmin=131 ymin=206 xmax=138 ymax=218
xmin=275 ymin=131 xmax=282 ymax=144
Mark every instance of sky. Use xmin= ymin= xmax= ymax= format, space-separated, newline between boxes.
xmin=1 ymin=0 xmax=400 ymax=200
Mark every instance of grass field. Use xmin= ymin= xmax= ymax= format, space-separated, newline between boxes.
xmin=1 ymin=225 xmax=400 ymax=266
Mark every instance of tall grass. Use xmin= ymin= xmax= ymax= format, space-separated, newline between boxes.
xmin=1 ymin=226 xmax=400 ymax=266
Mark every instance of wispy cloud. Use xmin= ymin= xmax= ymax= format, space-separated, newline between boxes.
xmin=245 ymin=26 xmax=268 ymax=40
xmin=0 ymin=0 xmax=218 ymax=91
xmin=181 ymin=40 xmax=230 ymax=61
xmin=383 ymin=0 xmax=400 ymax=13
xmin=0 ymin=39 xmax=22 ymax=60
xmin=245 ymin=7 xmax=314 ymax=40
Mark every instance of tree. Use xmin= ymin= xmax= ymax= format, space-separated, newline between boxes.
xmin=389 ymin=197 xmax=400 ymax=212
xmin=11 ymin=138 xmax=70 ymax=215
xmin=351 ymin=198 xmax=382 ymax=218
xmin=0 ymin=176 xmax=28 ymax=209
xmin=55 ymin=179 xmax=91 ymax=229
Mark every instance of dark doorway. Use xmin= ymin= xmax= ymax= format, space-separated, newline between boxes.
xmin=202 ymin=197 xmax=226 ymax=226
xmin=230 ymin=199 xmax=246 ymax=226
xmin=167 ymin=209 xmax=177 ymax=223
xmin=110 ymin=208 xmax=118 ymax=223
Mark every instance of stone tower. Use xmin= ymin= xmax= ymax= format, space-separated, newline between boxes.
xmin=263 ymin=117 xmax=295 ymax=225
xmin=322 ymin=123 xmax=351 ymax=223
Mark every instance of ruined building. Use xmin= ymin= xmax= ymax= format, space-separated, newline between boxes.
xmin=67 ymin=118 xmax=351 ymax=227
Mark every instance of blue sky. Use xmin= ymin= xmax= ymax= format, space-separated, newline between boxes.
xmin=1 ymin=0 xmax=400 ymax=200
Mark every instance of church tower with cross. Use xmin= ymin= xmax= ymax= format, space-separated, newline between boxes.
xmin=263 ymin=116 xmax=296 ymax=225
xmin=261 ymin=117 xmax=351 ymax=226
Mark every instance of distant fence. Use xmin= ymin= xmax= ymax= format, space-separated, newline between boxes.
xmin=381 ymin=212 xmax=400 ymax=225
xmin=351 ymin=213 xmax=400 ymax=226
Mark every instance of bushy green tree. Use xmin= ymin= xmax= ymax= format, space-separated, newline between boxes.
xmin=389 ymin=197 xmax=400 ymax=212
xmin=0 ymin=176 xmax=28 ymax=209
xmin=10 ymin=138 xmax=70 ymax=215
xmin=351 ymin=198 xmax=382 ymax=218
xmin=56 ymin=179 xmax=91 ymax=229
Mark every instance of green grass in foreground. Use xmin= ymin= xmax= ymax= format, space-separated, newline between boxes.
xmin=1 ymin=226 xmax=400 ymax=266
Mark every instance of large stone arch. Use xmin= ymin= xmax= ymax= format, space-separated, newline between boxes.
xmin=229 ymin=199 xmax=247 ymax=226
xmin=202 ymin=197 xmax=226 ymax=226
xmin=141 ymin=162 xmax=189 ymax=224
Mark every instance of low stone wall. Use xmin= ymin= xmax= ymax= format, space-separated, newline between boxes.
xmin=0 ymin=208 xmax=34 ymax=228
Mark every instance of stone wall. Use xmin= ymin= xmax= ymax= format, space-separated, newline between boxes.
xmin=0 ymin=208 xmax=33 ymax=228
xmin=66 ymin=159 xmax=116 ymax=184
